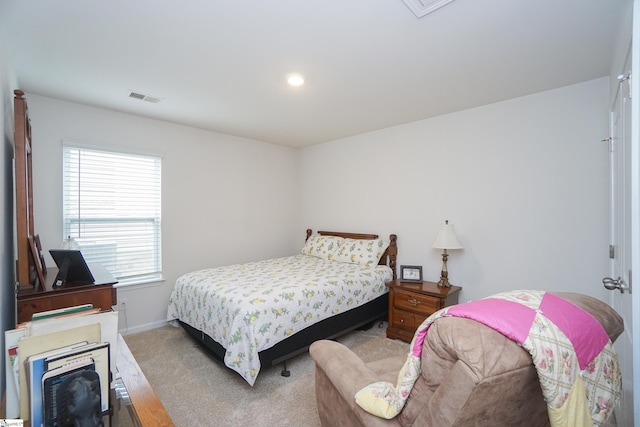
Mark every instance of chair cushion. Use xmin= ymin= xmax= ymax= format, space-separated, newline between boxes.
xmin=552 ymin=292 xmax=623 ymax=341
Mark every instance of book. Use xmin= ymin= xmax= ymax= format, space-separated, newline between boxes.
xmin=25 ymin=342 xmax=90 ymax=427
xmin=41 ymin=358 xmax=98 ymax=427
xmin=8 ymin=346 xmax=20 ymax=398
xmin=31 ymin=304 xmax=95 ymax=321
xmin=11 ymin=310 xmax=117 ymax=420
xmin=27 ymin=310 xmax=118 ymax=375
xmin=17 ymin=306 xmax=100 ymax=330
xmin=17 ymin=323 xmax=101 ymax=420
xmin=44 ymin=342 xmax=111 ymax=414
xmin=4 ymin=327 xmax=27 ymax=419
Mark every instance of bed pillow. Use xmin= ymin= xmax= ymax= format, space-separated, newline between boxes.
xmin=301 ymin=234 xmax=344 ymax=261
xmin=334 ymin=238 xmax=390 ymax=267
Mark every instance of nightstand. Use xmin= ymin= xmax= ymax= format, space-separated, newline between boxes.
xmin=386 ymin=279 xmax=462 ymax=343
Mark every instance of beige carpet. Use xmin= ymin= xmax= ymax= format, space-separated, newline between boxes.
xmin=123 ymin=321 xmax=409 ymax=427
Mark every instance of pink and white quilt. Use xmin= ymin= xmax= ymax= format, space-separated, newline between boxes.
xmin=355 ymin=290 xmax=621 ymax=426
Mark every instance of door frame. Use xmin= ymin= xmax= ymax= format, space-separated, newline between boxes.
xmin=630 ymin=0 xmax=640 ymax=424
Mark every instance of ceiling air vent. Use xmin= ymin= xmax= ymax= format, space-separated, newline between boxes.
xmin=401 ymin=0 xmax=456 ymax=18
xmin=128 ymin=91 xmax=162 ymax=103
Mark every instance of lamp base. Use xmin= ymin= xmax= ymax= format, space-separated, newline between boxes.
xmin=437 ymin=251 xmax=452 ymax=288
xmin=436 ymin=275 xmax=452 ymax=288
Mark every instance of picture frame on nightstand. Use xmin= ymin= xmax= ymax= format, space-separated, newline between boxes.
xmin=400 ymin=265 xmax=423 ymax=283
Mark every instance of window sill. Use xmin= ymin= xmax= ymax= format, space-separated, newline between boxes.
xmin=114 ymin=275 xmax=165 ymax=289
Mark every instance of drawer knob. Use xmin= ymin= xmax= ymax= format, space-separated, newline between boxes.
xmin=400 ymin=318 xmax=404 ymax=323
xmin=408 ymin=298 xmax=420 ymax=307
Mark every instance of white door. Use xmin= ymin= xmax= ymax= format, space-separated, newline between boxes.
xmin=606 ymin=54 xmax=634 ymax=426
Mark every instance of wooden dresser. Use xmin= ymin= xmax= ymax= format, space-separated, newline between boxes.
xmin=17 ymin=264 xmax=117 ymax=324
xmin=386 ymin=279 xmax=461 ymax=343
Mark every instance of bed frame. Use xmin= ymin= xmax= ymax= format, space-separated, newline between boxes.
xmin=179 ymin=229 xmax=398 ymax=379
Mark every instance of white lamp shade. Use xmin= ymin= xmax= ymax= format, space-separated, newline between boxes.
xmin=432 ymin=221 xmax=463 ymax=250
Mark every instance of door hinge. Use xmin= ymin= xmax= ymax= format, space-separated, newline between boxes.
xmin=609 ymin=245 xmax=615 ymax=259
xmin=618 ymin=72 xmax=632 ymax=99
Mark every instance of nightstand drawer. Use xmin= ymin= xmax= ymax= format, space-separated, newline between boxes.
xmin=394 ymin=288 xmax=441 ymax=316
xmin=385 ymin=280 xmax=462 ymax=343
xmin=391 ymin=308 xmax=417 ymax=331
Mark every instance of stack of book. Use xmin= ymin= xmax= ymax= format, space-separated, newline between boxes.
xmin=4 ymin=305 xmax=118 ymax=426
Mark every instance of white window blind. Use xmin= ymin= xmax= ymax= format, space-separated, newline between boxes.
xmin=63 ymin=145 xmax=162 ymax=283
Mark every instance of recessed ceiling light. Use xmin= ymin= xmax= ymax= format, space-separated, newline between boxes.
xmin=287 ymin=73 xmax=305 ymax=87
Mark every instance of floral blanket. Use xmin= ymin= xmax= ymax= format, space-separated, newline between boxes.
xmin=167 ymin=254 xmax=392 ymax=385
xmin=355 ymin=290 xmax=621 ymax=426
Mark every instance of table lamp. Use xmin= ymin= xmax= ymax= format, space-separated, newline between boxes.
xmin=432 ymin=220 xmax=463 ymax=288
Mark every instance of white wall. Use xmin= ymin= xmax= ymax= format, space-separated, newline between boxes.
xmin=299 ymin=78 xmax=611 ymax=304
xmin=24 ymin=77 xmax=611 ymax=334
xmin=27 ymin=95 xmax=299 ymax=334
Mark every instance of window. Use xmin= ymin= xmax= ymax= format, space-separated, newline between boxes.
xmin=63 ymin=145 xmax=162 ymax=284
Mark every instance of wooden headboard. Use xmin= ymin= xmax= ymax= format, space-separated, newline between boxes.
xmin=306 ymin=229 xmax=398 ymax=280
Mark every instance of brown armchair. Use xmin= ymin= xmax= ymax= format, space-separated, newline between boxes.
xmin=309 ymin=292 xmax=623 ymax=427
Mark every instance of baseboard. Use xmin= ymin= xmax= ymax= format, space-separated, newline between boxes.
xmin=119 ymin=319 xmax=169 ymax=336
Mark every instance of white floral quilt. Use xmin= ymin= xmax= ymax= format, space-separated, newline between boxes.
xmin=167 ymin=254 xmax=393 ymax=385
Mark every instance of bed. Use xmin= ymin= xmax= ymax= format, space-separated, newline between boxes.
xmin=166 ymin=229 xmax=397 ymax=386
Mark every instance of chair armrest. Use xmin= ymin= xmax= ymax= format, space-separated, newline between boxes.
xmin=310 ymin=340 xmax=401 ymax=427
xmin=310 ymin=340 xmax=380 ymax=400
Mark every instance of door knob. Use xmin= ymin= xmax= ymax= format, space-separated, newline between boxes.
xmin=602 ymin=276 xmax=629 ymax=293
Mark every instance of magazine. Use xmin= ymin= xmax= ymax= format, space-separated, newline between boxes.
xmin=42 ymin=358 xmax=100 ymax=427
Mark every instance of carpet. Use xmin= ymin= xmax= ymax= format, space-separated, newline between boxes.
xmin=123 ymin=321 xmax=409 ymax=427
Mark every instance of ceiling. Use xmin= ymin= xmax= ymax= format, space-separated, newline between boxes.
xmin=0 ymin=0 xmax=631 ymax=148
